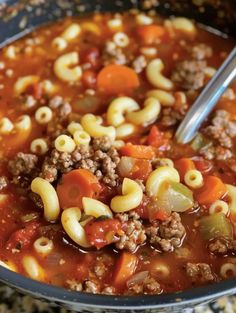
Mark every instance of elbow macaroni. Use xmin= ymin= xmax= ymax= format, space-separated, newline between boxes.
xmin=82 ymin=197 xmax=113 ymax=218
xmin=22 ymin=256 xmax=44 ymax=281
xmin=146 ymin=166 xmax=180 ymax=197
xmin=61 ymin=207 xmax=91 ymax=248
xmin=31 ymin=177 xmax=60 ymax=221
xmin=81 ymin=114 xmax=116 ymax=140
xmin=0 ymin=117 xmax=14 ymax=134
xmin=116 ymin=123 xmax=137 ymax=139
xmin=171 ymin=17 xmax=196 ymax=34
xmin=15 ymin=115 xmax=31 ymax=131
xmin=14 ymin=75 xmax=39 ymax=96
xmin=30 ymin=138 xmax=48 ymax=155
xmin=146 ymin=89 xmax=175 ymax=106
xmin=226 ymin=184 xmax=236 ymax=215
xmin=54 ymin=52 xmax=82 ymax=82
xmin=126 ymin=97 xmax=161 ymax=126
xmin=73 ymin=130 xmax=91 ymax=146
xmin=35 ymin=106 xmax=53 ymax=124
xmin=67 ymin=121 xmax=83 ymax=135
xmin=34 ymin=237 xmax=54 ymax=255
xmin=107 ymin=97 xmax=140 ymax=127
xmin=184 ymin=169 xmax=203 ymax=189
xmin=209 ymin=200 xmax=229 ymax=216
xmin=111 ymin=178 xmax=143 ymax=213
xmin=61 ymin=23 xmax=81 ymax=41
xmin=55 ymin=134 xmax=76 ymax=153
xmin=146 ymin=59 xmax=174 ymax=90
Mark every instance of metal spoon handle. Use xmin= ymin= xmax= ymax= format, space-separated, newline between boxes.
xmin=175 ymin=46 xmax=236 ymax=144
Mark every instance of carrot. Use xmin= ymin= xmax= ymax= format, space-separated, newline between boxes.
xmin=137 ymin=25 xmax=165 ymax=44
xmin=57 ymin=169 xmax=101 ymax=209
xmin=113 ymin=252 xmax=138 ymax=288
xmin=97 ymin=64 xmax=140 ymax=95
xmin=195 ymin=176 xmax=227 ymax=205
xmin=120 ymin=143 xmax=155 ymax=159
xmin=174 ymin=158 xmax=195 ymax=181
xmin=147 ymin=125 xmax=167 ymax=148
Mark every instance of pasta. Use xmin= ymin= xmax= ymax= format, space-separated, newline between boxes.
xmin=116 ymin=123 xmax=137 ymax=139
xmin=54 ymin=52 xmax=82 ymax=82
xmin=111 ymin=178 xmax=143 ymax=213
xmin=30 ymin=138 xmax=48 ymax=154
xmin=113 ymin=32 xmax=130 ymax=47
xmin=146 ymin=89 xmax=175 ymax=106
xmin=154 ymin=158 xmax=174 ymax=168
xmin=146 ymin=59 xmax=174 ymax=90
xmin=171 ymin=17 xmax=196 ymax=34
xmin=35 ymin=106 xmax=53 ymax=124
xmin=31 ymin=177 xmax=60 ymax=221
xmin=34 ymin=237 xmax=54 ymax=255
xmin=52 ymin=37 xmax=68 ymax=51
xmin=107 ymin=97 xmax=140 ymax=127
xmin=220 ymin=263 xmax=236 ymax=279
xmin=67 ymin=121 xmax=83 ymax=135
xmin=136 ymin=14 xmax=153 ymax=25
xmin=81 ymin=113 xmax=116 ymax=140
xmin=152 ymin=262 xmax=170 ymax=278
xmin=0 ymin=117 xmax=14 ymax=134
xmin=184 ymin=169 xmax=203 ymax=189
xmin=13 ymin=75 xmax=39 ymax=96
xmin=107 ymin=18 xmax=122 ymax=31
xmin=15 ymin=115 xmax=31 ymax=131
xmin=61 ymin=207 xmax=91 ymax=248
xmin=41 ymin=80 xmax=58 ymax=94
xmin=146 ymin=166 xmax=180 ymax=197
xmin=22 ymin=256 xmax=44 ymax=281
xmin=55 ymin=134 xmax=76 ymax=153
xmin=61 ymin=23 xmax=81 ymax=41
xmin=226 ymin=184 xmax=236 ymax=215
xmin=73 ymin=130 xmax=91 ymax=146
xmin=82 ymin=197 xmax=113 ymax=218
xmin=209 ymin=200 xmax=229 ymax=215
xmin=126 ymin=97 xmax=161 ymax=126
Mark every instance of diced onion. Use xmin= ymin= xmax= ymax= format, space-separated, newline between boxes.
xmin=126 ymin=270 xmax=149 ymax=287
xmin=117 ymin=156 xmax=135 ymax=177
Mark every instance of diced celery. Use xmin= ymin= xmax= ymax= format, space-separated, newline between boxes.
xmin=157 ymin=181 xmax=194 ymax=212
xmin=190 ymin=133 xmax=207 ymax=151
xmin=199 ymin=213 xmax=233 ymax=241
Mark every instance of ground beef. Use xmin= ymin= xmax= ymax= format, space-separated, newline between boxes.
xmin=93 ymin=254 xmax=113 ymax=279
xmin=40 ymin=136 xmax=120 ymax=187
xmin=126 ymin=276 xmax=161 ymax=295
xmin=8 ymin=153 xmax=38 ymax=177
xmin=204 ymin=110 xmax=236 ymax=149
xmin=132 ymin=55 xmax=147 ymax=73
xmin=115 ymin=211 xmax=146 ymax=252
xmin=199 ymin=110 xmax=236 ymax=161
xmin=66 ymin=279 xmax=83 ymax=291
xmin=146 ymin=212 xmax=185 ymax=252
xmin=171 ymin=60 xmax=206 ymax=90
xmin=49 ymin=95 xmax=72 ymax=121
xmin=102 ymin=41 xmax=127 ymax=65
xmin=101 ymin=286 xmax=115 ymax=295
xmin=161 ymin=105 xmax=188 ymax=127
xmin=0 ymin=176 xmax=8 ymax=191
xmin=208 ymin=237 xmax=236 ymax=255
xmin=83 ymin=280 xmax=100 ymax=293
xmin=191 ymin=43 xmax=213 ymax=60
xmin=186 ymin=262 xmax=215 ymax=283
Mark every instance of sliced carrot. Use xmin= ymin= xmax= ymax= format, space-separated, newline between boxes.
xmin=195 ymin=176 xmax=227 ymax=205
xmin=137 ymin=25 xmax=165 ymax=44
xmin=147 ymin=125 xmax=167 ymax=148
xmin=97 ymin=64 xmax=140 ymax=95
xmin=120 ymin=143 xmax=155 ymax=159
xmin=57 ymin=169 xmax=101 ymax=209
xmin=113 ymin=252 xmax=138 ymax=288
xmin=174 ymin=158 xmax=195 ymax=181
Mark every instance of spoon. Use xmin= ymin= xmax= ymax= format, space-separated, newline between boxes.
xmin=175 ymin=46 xmax=236 ymax=144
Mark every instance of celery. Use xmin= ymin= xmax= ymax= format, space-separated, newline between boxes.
xmin=199 ymin=213 xmax=233 ymax=240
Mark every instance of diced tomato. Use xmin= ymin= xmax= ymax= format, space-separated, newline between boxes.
xmin=82 ymin=70 xmax=97 ymax=89
xmin=129 ymin=159 xmax=152 ymax=181
xmin=147 ymin=125 xmax=168 ymax=148
xmin=174 ymin=158 xmax=195 ymax=181
xmin=147 ymin=200 xmax=170 ymax=222
xmin=81 ymin=47 xmax=101 ymax=69
xmin=84 ymin=218 xmax=122 ymax=249
xmin=137 ymin=25 xmax=165 ymax=44
xmin=6 ymin=221 xmax=40 ymax=250
xmin=134 ymin=196 xmax=149 ymax=219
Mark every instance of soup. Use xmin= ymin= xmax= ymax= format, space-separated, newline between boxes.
xmin=0 ymin=11 xmax=235 ymax=295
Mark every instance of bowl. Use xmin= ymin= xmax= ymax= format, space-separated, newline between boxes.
xmin=0 ymin=0 xmax=236 ymax=312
